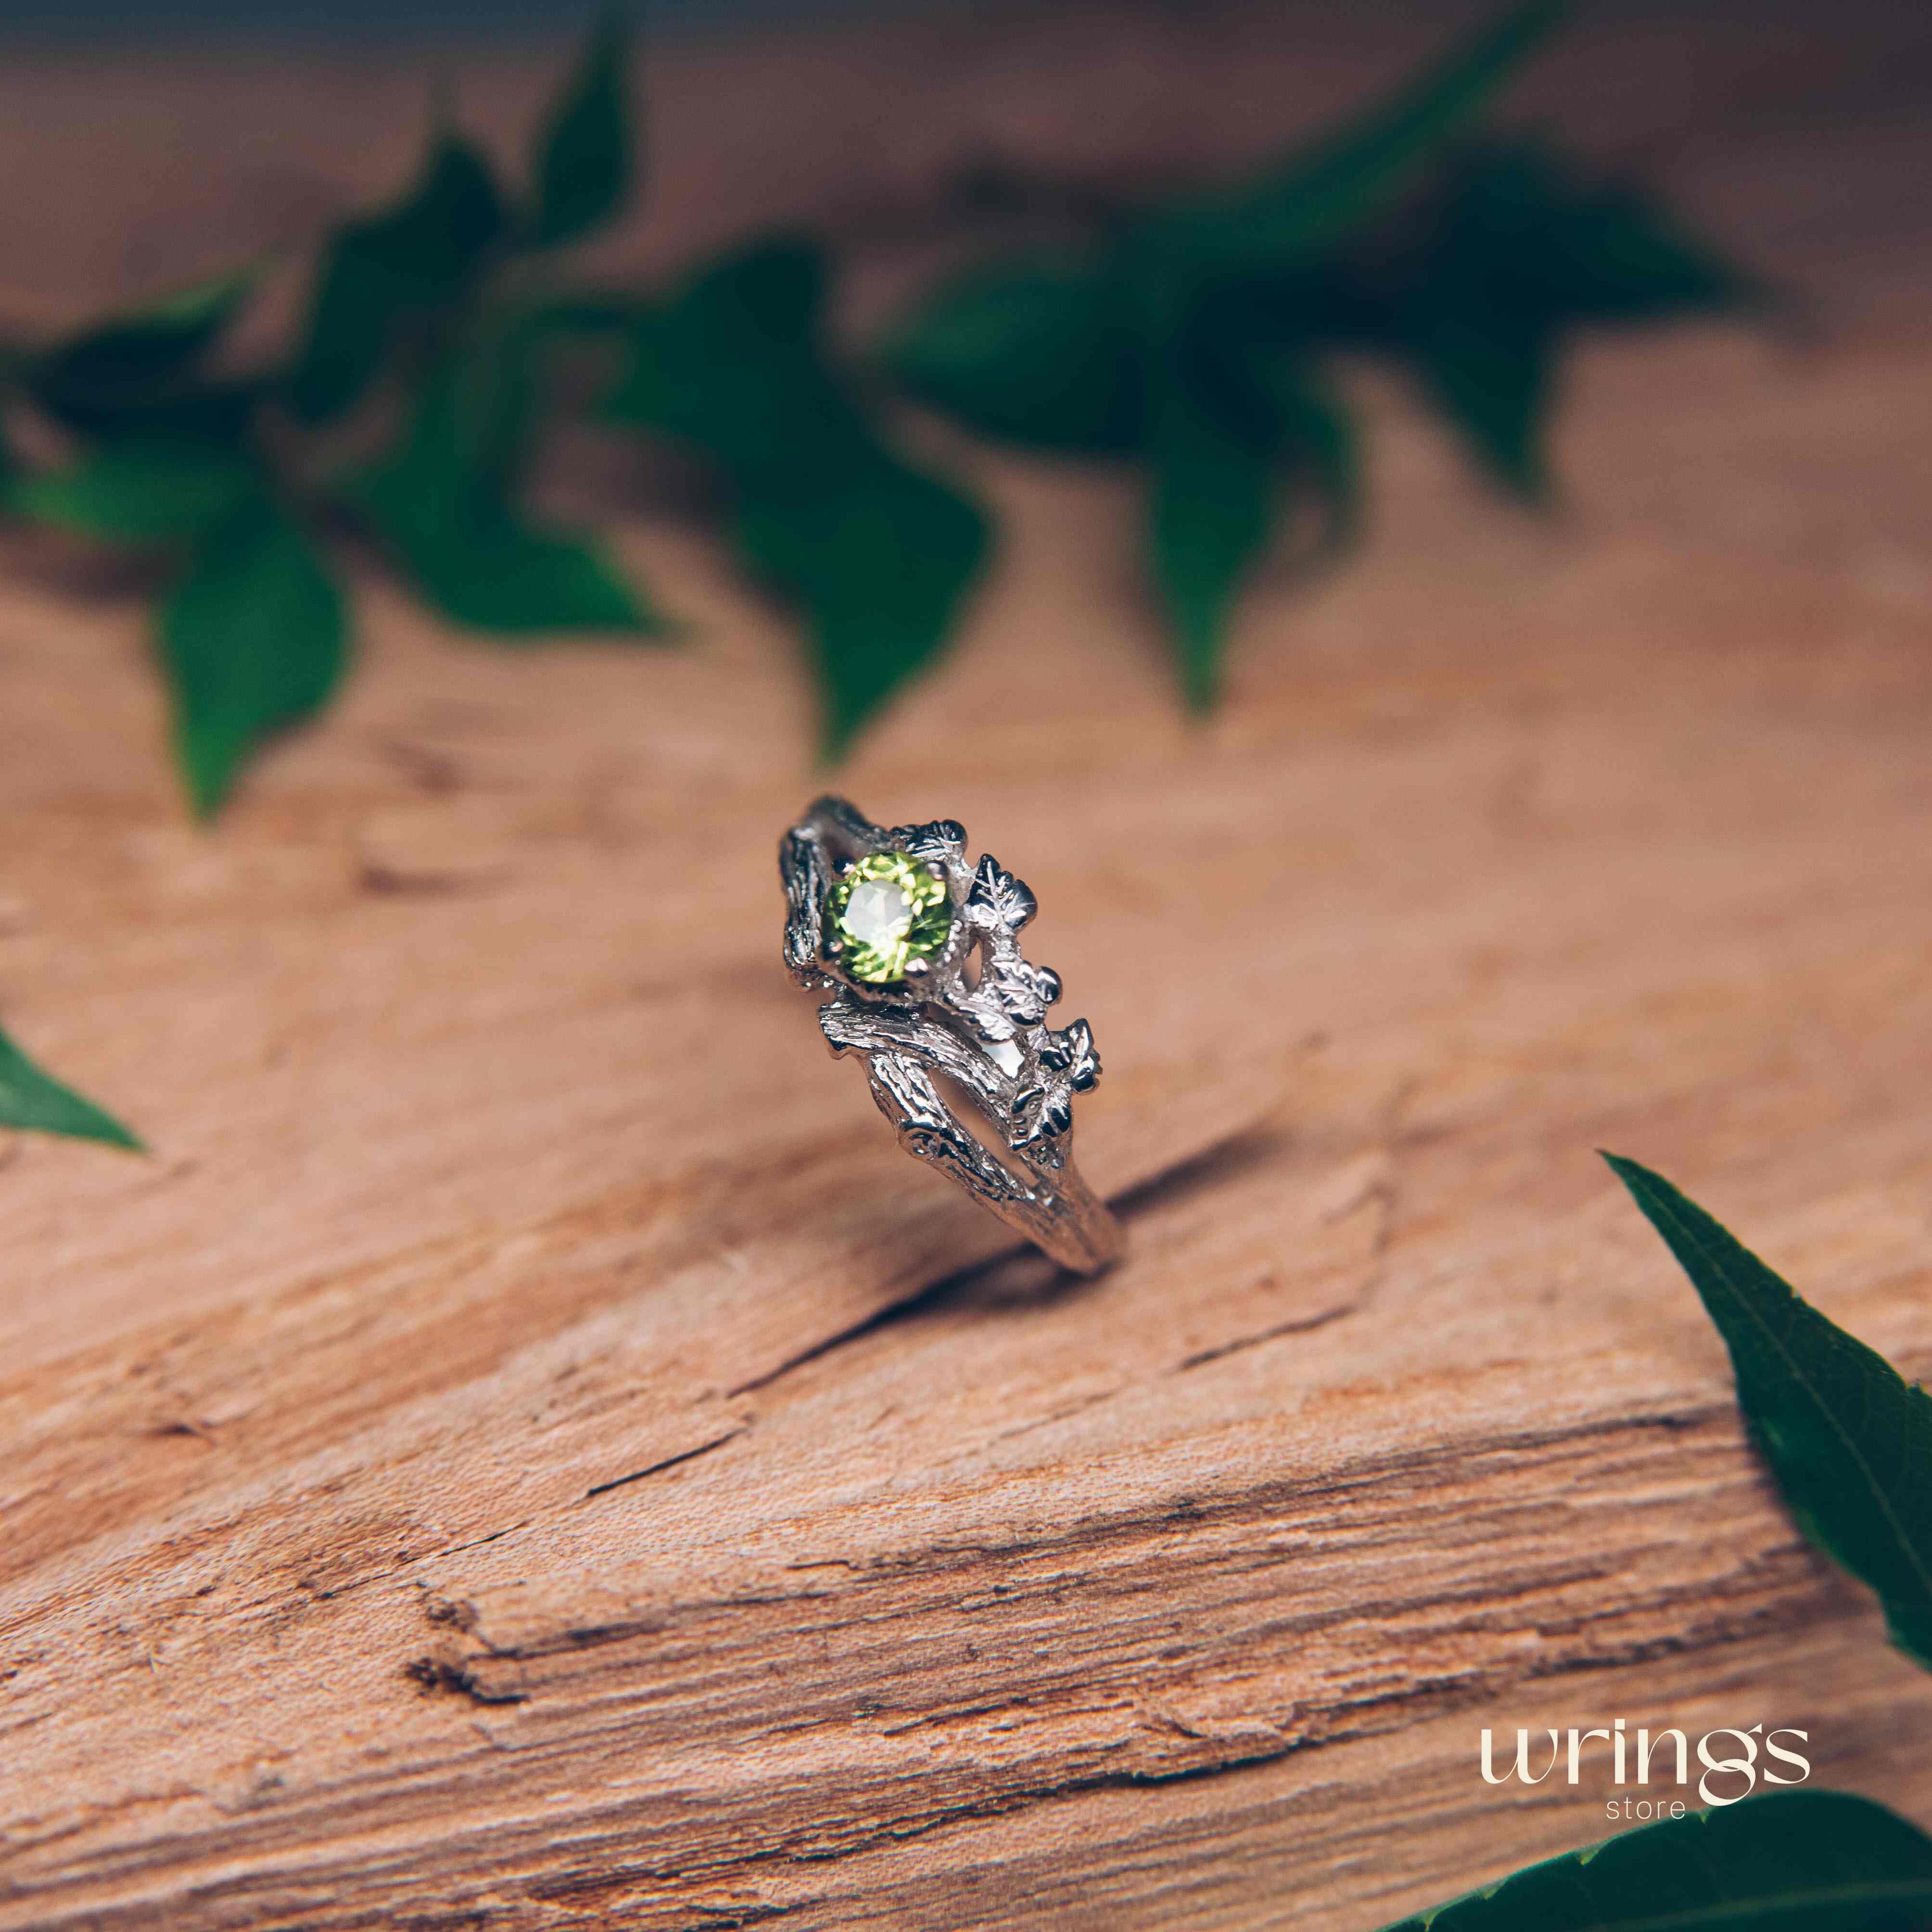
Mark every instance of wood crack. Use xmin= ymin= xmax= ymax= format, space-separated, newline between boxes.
xmin=584 ymin=1428 xmax=746 ymax=1499
xmin=1172 ymin=1302 xmax=1358 ymax=1372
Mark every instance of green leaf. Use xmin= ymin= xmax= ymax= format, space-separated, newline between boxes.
xmin=605 ymin=237 xmax=845 ymax=475
xmin=1266 ymin=363 xmax=1361 ymax=555
xmin=1435 ymin=137 xmax=1759 ymax=329
xmin=739 ymin=458 xmax=989 ymax=758
xmin=350 ymin=330 xmax=660 ymax=637
xmin=605 ymin=236 xmax=990 ymax=750
xmin=158 ymin=494 xmax=349 ymax=818
xmin=1140 ymin=0 xmax=1563 ymax=288
xmin=404 ymin=311 xmax=541 ymax=496
xmin=1147 ymin=379 xmax=1278 ymax=712
xmin=529 ymin=11 xmax=633 ymax=248
xmin=0 ymin=1025 xmax=143 ymax=1152
xmin=362 ymin=493 xmax=650 ymax=636
xmin=1145 ymin=336 xmax=1359 ymax=708
xmin=1379 ymin=1790 xmax=1932 ymax=1931
xmin=877 ymin=252 xmax=1148 ymax=456
xmin=1413 ymin=308 xmax=1553 ymax=500
xmin=1387 ymin=139 xmax=1755 ymax=500
xmin=287 ymin=131 xmax=508 ymax=425
xmin=30 ymin=267 xmax=257 ymax=436
xmin=9 ymin=438 xmax=259 ymax=543
xmin=55 ymin=266 xmax=253 ymax=368
xmin=1605 ymin=1153 xmax=1932 ymax=1672
xmin=887 ymin=8 xmax=1564 ymax=454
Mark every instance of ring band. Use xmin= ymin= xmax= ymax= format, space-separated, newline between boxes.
xmin=780 ymin=795 xmax=1125 ymax=1275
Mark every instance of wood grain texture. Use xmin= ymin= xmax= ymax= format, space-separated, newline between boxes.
xmin=4 ymin=5 xmax=1932 ymax=1926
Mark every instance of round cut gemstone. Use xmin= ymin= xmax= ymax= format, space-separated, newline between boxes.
xmin=827 ymin=851 xmax=951 ymax=985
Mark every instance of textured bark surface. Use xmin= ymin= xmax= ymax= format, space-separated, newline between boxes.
xmin=3 ymin=5 xmax=1932 ymax=1927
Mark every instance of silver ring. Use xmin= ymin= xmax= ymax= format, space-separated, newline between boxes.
xmin=780 ymin=795 xmax=1125 ymax=1275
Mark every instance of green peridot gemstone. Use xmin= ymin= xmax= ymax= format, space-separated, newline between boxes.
xmin=827 ymin=851 xmax=952 ymax=985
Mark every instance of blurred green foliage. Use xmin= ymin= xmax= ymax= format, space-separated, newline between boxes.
xmin=0 ymin=2 xmax=1756 ymax=819
xmin=887 ymin=4 xmax=1757 ymax=703
xmin=603 ymin=238 xmax=988 ymax=754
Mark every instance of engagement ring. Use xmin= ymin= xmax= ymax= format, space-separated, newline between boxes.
xmin=780 ymin=796 xmax=1124 ymax=1275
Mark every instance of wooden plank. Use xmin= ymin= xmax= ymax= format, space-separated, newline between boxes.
xmin=4 ymin=5 xmax=1932 ymax=1925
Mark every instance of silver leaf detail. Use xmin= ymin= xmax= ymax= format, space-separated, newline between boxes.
xmin=967 ymin=854 xmax=1036 ymax=931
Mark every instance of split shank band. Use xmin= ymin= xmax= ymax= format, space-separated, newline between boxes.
xmin=780 ymin=795 xmax=1124 ymax=1275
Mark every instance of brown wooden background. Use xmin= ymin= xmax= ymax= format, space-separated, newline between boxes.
xmin=4 ymin=3 xmax=1932 ymax=1925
